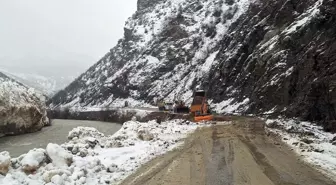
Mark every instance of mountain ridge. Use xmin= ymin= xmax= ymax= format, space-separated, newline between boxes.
xmin=49 ymin=0 xmax=336 ymax=131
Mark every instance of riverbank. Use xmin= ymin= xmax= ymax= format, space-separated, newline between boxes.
xmin=0 ymin=120 xmax=122 ymax=157
xmin=47 ymin=108 xmax=191 ymax=124
xmin=0 ymin=119 xmax=201 ymax=185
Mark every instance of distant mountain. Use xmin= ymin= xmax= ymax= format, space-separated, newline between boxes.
xmin=1 ymin=70 xmax=73 ymax=96
xmin=0 ymin=72 xmax=48 ymax=135
xmin=50 ymin=0 xmax=336 ymax=131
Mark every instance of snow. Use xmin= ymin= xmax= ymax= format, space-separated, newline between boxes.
xmin=21 ymin=149 xmax=46 ymax=171
xmin=266 ymin=118 xmax=336 ymax=180
xmin=46 ymin=144 xmax=73 ymax=168
xmin=213 ymin=98 xmax=250 ymax=114
xmin=201 ymin=51 xmax=219 ymax=73
xmin=284 ymin=0 xmax=323 ymax=34
xmin=0 ymin=76 xmax=45 ymax=108
xmin=0 ymin=152 xmax=11 ymax=175
xmin=50 ymin=0 xmax=254 ymax=110
xmin=0 ymin=120 xmax=202 ymax=185
xmin=0 ymin=152 xmax=10 ymax=165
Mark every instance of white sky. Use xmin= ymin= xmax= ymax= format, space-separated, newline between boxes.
xmin=0 ymin=0 xmax=137 ymax=75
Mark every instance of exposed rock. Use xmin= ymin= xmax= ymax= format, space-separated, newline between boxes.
xmin=301 ymin=138 xmax=314 ymax=145
xmin=0 ymin=151 xmax=11 ymax=175
xmin=285 ymin=125 xmax=299 ymax=133
xmin=314 ymin=148 xmax=324 ymax=153
xmin=265 ymin=120 xmax=280 ymax=128
xmin=0 ymin=72 xmax=48 ymax=136
xmin=292 ymin=142 xmax=299 ymax=146
xmin=331 ymin=136 xmax=336 ymax=143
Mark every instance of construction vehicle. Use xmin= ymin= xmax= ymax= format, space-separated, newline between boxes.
xmin=158 ymin=100 xmax=165 ymax=111
xmin=174 ymin=100 xmax=190 ymax=113
xmin=164 ymin=102 xmax=174 ymax=112
xmin=190 ymin=90 xmax=213 ymax=122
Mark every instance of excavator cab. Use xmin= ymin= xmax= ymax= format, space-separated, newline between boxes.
xmin=190 ymin=90 xmax=213 ymax=122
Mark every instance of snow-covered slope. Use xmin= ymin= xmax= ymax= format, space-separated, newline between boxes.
xmin=1 ymin=70 xmax=73 ymax=97
xmin=50 ymin=0 xmax=336 ymax=131
xmin=0 ymin=72 xmax=49 ymax=135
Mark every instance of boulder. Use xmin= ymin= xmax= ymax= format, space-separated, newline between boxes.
xmin=0 ymin=72 xmax=48 ymax=136
xmin=0 ymin=151 xmax=11 ymax=175
xmin=46 ymin=143 xmax=73 ymax=167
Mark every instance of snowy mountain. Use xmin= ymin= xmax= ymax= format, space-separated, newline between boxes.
xmin=1 ymin=70 xmax=73 ymax=96
xmin=0 ymin=72 xmax=49 ymax=135
xmin=50 ymin=0 xmax=336 ymax=131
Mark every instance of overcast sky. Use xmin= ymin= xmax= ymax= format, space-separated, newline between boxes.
xmin=0 ymin=0 xmax=137 ymax=76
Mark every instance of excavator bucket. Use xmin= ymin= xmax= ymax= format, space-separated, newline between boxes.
xmin=194 ymin=115 xmax=214 ymax=122
xmin=175 ymin=107 xmax=190 ymax=114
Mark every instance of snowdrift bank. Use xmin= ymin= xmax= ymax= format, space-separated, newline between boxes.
xmin=0 ymin=120 xmax=200 ymax=185
xmin=266 ymin=119 xmax=336 ymax=180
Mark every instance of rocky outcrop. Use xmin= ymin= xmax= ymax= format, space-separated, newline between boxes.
xmin=49 ymin=0 xmax=336 ymax=132
xmin=137 ymin=0 xmax=164 ymax=11
xmin=0 ymin=72 xmax=49 ymax=135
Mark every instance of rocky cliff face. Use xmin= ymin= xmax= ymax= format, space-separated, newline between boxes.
xmin=0 ymin=72 xmax=49 ymax=135
xmin=50 ymin=0 xmax=336 ymax=131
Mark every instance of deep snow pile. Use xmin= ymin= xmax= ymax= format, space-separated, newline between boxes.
xmin=0 ymin=120 xmax=200 ymax=185
xmin=266 ymin=119 xmax=336 ymax=179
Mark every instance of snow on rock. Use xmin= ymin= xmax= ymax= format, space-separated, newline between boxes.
xmin=0 ymin=120 xmax=201 ymax=185
xmin=0 ymin=72 xmax=49 ymax=136
xmin=21 ymin=149 xmax=46 ymax=173
xmin=0 ymin=152 xmax=11 ymax=175
xmin=266 ymin=118 xmax=336 ymax=179
xmin=46 ymin=144 xmax=73 ymax=168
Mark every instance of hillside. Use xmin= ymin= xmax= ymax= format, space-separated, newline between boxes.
xmin=0 ymin=72 xmax=49 ymax=135
xmin=50 ymin=0 xmax=336 ymax=131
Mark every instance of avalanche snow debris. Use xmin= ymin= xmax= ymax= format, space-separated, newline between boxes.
xmin=266 ymin=118 xmax=336 ymax=179
xmin=212 ymin=98 xmax=250 ymax=114
xmin=0 ymin=152 xmax=11 ymax=175
xmin=0 ymin=120 xmax=203 ymax=185
xmin=46 ymin=144 xmax=73 ymax=168
xmin=21 ymin=149 xmax=46 ymax=173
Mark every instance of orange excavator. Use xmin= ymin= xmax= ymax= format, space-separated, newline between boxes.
xmin=190 ymin=90 xmax=213 ymax=122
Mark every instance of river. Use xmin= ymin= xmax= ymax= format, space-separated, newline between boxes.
xmin=0 ymin=119 xmax=122 ymax=157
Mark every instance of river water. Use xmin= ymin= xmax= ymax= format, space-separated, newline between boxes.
xmin=0 ymin=119 xmax=122 ymax=157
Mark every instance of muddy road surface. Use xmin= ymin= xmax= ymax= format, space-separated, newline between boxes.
xmin=121 ymin=118 xmax=335 ymax=185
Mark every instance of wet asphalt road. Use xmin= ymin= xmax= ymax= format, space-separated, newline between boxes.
xmin=0 ymin=119 xmax=122 ymax=157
